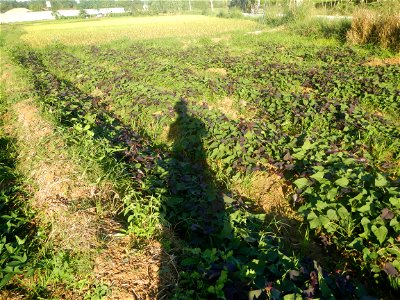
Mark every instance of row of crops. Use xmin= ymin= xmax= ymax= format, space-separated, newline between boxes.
xmin=9 ymin=37 xmax=400 ymax=298
xmin=0 ymin=111 xmax=38 ymax=289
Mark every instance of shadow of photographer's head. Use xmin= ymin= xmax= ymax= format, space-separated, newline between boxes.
xmin=174 ymin=99 xmax=188 ymax=116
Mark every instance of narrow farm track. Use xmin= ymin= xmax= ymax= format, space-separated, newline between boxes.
xmin=7 ymin=99 xmax=169 ymax=299
xmin=11 ymin=99 xmax=103 ymax=252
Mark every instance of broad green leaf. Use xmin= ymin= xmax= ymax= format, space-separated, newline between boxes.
xmin=310 ymin=219 xmax=321 ymax=229
xmin=222 ymin=194 xmax=235 ymax=205
xmin=349 ymin=237 xmax=364 ymax=251
xmin=361 ymin=217 xmax=370 ymax=226
xmin=294 ymin=177 xmax=310 ymax=189
xmin=387 ymin=247 xmax=400 ymax=257
xmin=248 ymin=289 xmax=264 ymax=300
xmin=0 ymin=273 xmax=13 ymax=289
xmin=15 ymin=236 xmax=25 ymax=246
xmin=327 ymin=188 xmax=338 ymax=200
xmin=371 ymin=225 xmax=388 ymax=245
xmin=358 ymin=202 xmax=371 ymax=213
xmin=337 ymin=206 xmax=350 ymax=220
xmin=310 ymin=171 xmax=326 ymax=182
xmin=389 ymin=197 xmax=400 ymax=209
xmin=283 ymin=294 xmax=303 ymax=300
xmin=307 ymin=211 xmax=318 ymax=220
xmin=375 ymin=173 xmax=388 ymax=187
xmin=343 ymin=158 xmax=356 ymax=166
xmin=292 ymin=150 xmax=306 ymax=160
xmin=327 ymin=209 xmax=338 ymax=220
xmin=319 ymin=215 xmax=330 ymax=227
xmin=335 ymin=177 xmax=349 ymax=187
xmin=316 ymin=200 xmax=328 ymax=211
xmin=390 ymin=218 xmax=400 ymax=232
xmin=301 ymin=139 xmax=314 ymax=151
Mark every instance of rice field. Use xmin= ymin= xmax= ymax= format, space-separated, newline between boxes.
xmin=20 ymin=15 xmax=261 ymax=47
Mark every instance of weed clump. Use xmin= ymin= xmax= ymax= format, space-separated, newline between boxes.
xmin=347 ymin=9 xmax=400 ymax=51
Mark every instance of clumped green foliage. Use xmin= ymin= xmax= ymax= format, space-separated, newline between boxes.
xmin=261 ymin=1 xmax=352 ymax=42
xmin=7 ymin=27 xmax=400 ymax=298
xmin=0 ymin=92 xmax=37 ymax=289
xmin=0 ymin=134 xmax=34 ymax=288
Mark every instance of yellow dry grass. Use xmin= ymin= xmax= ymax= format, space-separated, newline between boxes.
xmin=20 ymin=15 xmax=260 ymax=47
xmin=364 ymin=56 xmax=400 ymax=66
xmin=235 ymin=171 xmax=301 ymax=222
xmin=347 ymin=9 xmax=400 ymax=51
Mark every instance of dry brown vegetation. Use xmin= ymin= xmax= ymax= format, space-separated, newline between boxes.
xmin=364 ymin=56 xmax=400 ymax=66
xmin=347 ymin=9 xmax=400 ymax=51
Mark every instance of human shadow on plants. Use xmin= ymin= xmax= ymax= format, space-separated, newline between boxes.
xmin=153 ymin=101 xmax=360 ymax=299
xmin=163 ymin=100 xmax=225 ymax=246
xmin=154 ymin=99 xmax=247 ymax=298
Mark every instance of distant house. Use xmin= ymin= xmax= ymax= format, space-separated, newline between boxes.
xmin=0 ymin=8 xmax=54 ymax=23
xmin=84 ymin=9 xmax=99 ymax=16
xmin=99 ymin=8 xmax=125 ymax=15
xmin=85 ymin=7 xmax=125 ymax=16
xmin=57 ymin=10 xmax=80 ymax=18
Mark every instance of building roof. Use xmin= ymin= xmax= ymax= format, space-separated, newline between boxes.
xmin=4 ymin=8 xmax=32 ymax=15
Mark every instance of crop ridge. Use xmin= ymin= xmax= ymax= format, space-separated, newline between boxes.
xmin=10 ymin=99 xmax=171 ymax=298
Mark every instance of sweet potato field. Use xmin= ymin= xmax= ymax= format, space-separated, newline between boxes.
xmin=1 ymin=16 xmax=399 ymax=299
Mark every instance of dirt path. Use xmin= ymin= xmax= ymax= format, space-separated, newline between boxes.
xmin=6 ymin=99 xmax=168 ymax=299
xmin=12 ymin=99 xmax=105 ymax=252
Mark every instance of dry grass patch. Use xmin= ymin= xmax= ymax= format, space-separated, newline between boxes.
xmin=10 ymin=98 xmax=175 ymax=297
xmin=158 ymin=124 xmax=172 ymax=145
xmin=233 ymin=171 xmax=333 ymax=265
xmin=347 ymin=9 xmax=400 ymax=51
xmin=211 ymin=34 xmax=232 ymax=43
xmin=0 ymin=291 xmax=25 ymax=300
xmin=1 ymin=55 xmax=168 ymax=298
xmin=235 ymin=171 xmax=301 ymax=223
xmin=364 ymin=56 xmax=400 ymax=66
xmin=209 ymin=97 xmax=257 ymax=120
xmin=11 ymin=100 xmax=117 ymax=253
xmin=94 ymin=237 xmax=178 ymax=299
xmin=206 ymin=67 xmax=228 ymax=77
xmin=209 ymin=97 xmax=239 ymax=120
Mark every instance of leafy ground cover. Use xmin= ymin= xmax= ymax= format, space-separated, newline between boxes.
xmin=0 ymin=117 xmax=36 ymax=290
xmin=1 ymin=15 xmax=400 ymax=299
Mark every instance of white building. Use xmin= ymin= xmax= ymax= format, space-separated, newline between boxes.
xmin=0 ymin=7 xmax=126 ymax=23
xmin=57 ymin=10 xmax=80 ymax=17
xmin=0 ymin=8 xmax=55 ymax=23
xmin=85 ymin=8 xmax=125 ymax=16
